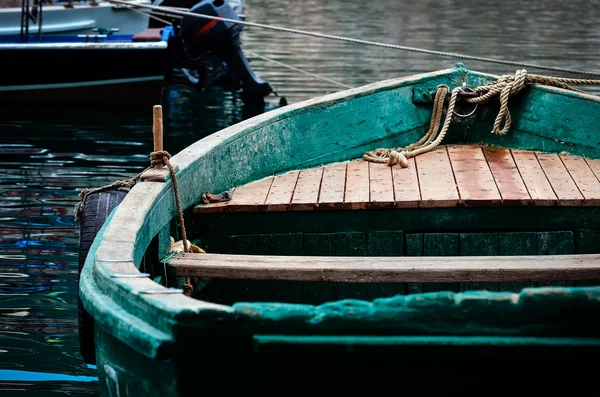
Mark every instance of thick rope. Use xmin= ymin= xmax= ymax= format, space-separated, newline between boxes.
xmin=464 ymin=70 xmax=600 ymax=136
xmin=150 ymin=150 xmax=193 ymax=296
xmin=364 ymin=84 xmax=460 ymax=166
xmin=74 ymin=169 xmax=148 ymax=224
xmin=107 ymin=0 xmax=600 ymax=78
xmin=364 ymin=69 xmax=600 ymax=166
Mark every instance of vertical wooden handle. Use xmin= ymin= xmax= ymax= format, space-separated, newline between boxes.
xmin=152 ymin=105 xmax=163 ymax=169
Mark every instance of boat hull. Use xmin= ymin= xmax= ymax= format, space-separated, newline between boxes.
xmin=77 ymin=65 xmax=600 ymax=393
xmin=92 ymin=316 xmax=600 ymax=395
xmin=0 ymin=40 xmax=169 ymax=111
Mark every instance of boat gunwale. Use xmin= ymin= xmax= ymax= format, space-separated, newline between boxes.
xmin=0 ymin=41 xmax=169 ymax=49
xmin=80 ymin=65 xmax=600 ymax=360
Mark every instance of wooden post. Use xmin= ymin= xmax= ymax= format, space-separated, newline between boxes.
xmin=153 ymin=105 xmax=163 ymax=169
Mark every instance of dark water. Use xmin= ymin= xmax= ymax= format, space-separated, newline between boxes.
xmin=1 ymin=0 xmax=598 ymax=394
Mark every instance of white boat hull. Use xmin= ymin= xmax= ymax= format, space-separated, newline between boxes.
xmin=0 ymin=0 xmax=151 ymax=35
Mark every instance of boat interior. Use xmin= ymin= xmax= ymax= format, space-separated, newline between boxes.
xmin=139 ymin=66 xmax=600 ymax=307
xmin=76 ymin=66 xmax=600 ymax=368
xmin=177 ymin=143 xmax=600 ymax=305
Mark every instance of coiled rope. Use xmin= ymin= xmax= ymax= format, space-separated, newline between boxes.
xmin=364 ymin=69 xmax=600 ymax=166
xmin=108 ymin=0 xmax=600 ymax=77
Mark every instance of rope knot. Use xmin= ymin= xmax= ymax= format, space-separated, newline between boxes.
xmin=182 ymin=282 xmax=193 ymax=296
xmin=150 ymin=150 xmax=171 ymax=167
xmin=387 ymin=150 xmax=408 ymax=167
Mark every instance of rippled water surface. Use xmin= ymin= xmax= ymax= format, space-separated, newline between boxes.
xmin=1 ymin=0 xmax=598 ymax=394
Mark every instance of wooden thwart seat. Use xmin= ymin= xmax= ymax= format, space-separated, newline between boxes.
xmin=193 ymin=144 xmax=600 ymax=214
xmin=169 ymin=253 xmax=600 ymax=283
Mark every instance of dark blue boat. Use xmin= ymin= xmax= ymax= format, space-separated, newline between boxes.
xmin=0 ymin=27 xmax=173 ymax=112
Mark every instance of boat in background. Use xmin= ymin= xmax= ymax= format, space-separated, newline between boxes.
xmin=0 ymin=0 xmax=276 ymax=114
xmin=0 ymin=26 xmax=173 ymax=112
xmin=0 ymin=0 xmax=151 ymax=36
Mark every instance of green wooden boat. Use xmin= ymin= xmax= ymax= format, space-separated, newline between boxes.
xmin=78 ymin=63 xmax=600 ymax=394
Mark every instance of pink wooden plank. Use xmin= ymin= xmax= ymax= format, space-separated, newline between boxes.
xmin=343 ymin=160 xmax=369 ymax=210
xmin=482 ymin=146 xmax=531 ymax=205
xmin=368 ymin=162 xmax=395 ymax=209
xmin=559 ymin=154 xmax=600 ymax=206
xmin=536 ymin=153 xmax=584 ymax=206
xmin=511 ymin=150 xmax=557 ymax=206
xmin=289 ymin=167 xmax=324 ymax=211
xmin=391 ymin=158 xmax=421 ymax=208
xmin=193 ymin=176 xmax=275 ymax=214
xmin=317 ymin=162 xmax=347 ymax=210
xmin=416 ymin=147 xmax=459 ymax=208
xmin=265 ymin=171 xmax=300 ymax=212
xmin=223 ymin=177 xmax=274 ymax=212
xmin=447 ymin=145 xmax=501 ymax=206
xmin=585 ymin=158 xmax=600 ymax=182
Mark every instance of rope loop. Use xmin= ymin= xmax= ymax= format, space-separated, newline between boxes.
xmin=364 ymin=69 xmax=600 ymax=166
xmin=150 ymin=150 xmax=171 ymax=167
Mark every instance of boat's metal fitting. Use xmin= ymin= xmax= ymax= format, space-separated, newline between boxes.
xmin=110 ymin=273 xmax=151 ymax=278
xmin=139 ymin=288 xmax=183 ymax=295
xmin=97 ymin=257 xmax=135 ymax=262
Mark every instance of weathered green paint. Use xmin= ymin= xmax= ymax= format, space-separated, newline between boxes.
xmin=423 ymin=233 xmax=459 ymax=293
xmin=233 ymin=286 xmax=600 ymax=336
xmin=498 ymin=232 xmax=537 ymax=292
xmin=303 ymin=233 xmax=335 ymax=256
xmin=575 ymin=229 xmax=600 ymax=254
xmin=575 ymin=229 xmax=600 ymax=286
xmin=417 ymin=70 xmax=600 ymax=159
xmin=366 ymin=231 xmax=405 ymax=298
xmin=254 ymin=335 xmax=600 ymax=347
xmin=193 ymin=206 xmax=600 ymax=236
xmin=334 ymin=232 xmax=368 ymax=299
xmin=537 ymin=231 xmax=574 ymax=287
xmin=460 ymin=233 xmax=499 ymax=292
xmin=405 ymin=233 xmax=424 ymax=294
xmin=78 ymin=65 xmax=600 ymax=395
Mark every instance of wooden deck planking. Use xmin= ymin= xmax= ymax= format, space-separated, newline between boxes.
xmin=193 ymin=145 xmax=600 ymax=214
xmin=343 ymin=160 xmax=370 ymax=209
xmin=511 ymin=150 xmax=558 ymax=206
xmin=289 ymin=167 xmax=324 ymax=211
xmin=560 ymin=155 xmax=600 ymax=206
xmin=264 ymin=171 xmax=300 ymax=212
xmin=368 ymin=162 xmax=395 ymax=209
xmin=482 ymin=146 xmax=531 ymax=204
xmin=391 ymin=158 xmax=421 ymax=208
xmin=317 ymin=162 xmax=347 ymax=210
xmin=224 ymin=177 xmax=274 ymax=212
xmin=447 ymin=145 xmax=501 ymax=206
xmin=536 ymin=153 xmax=584 ymax=206
xmin=415 ymin=147 xmax=460 ymax=207
xmin=584 ymin=158 xmax=600 ymax=183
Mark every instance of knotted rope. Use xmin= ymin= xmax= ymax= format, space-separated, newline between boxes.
xmin=364 ymin=69 xmax=600 ymax=166
xmin=150 ymin=150 xmax=193 ymax=296
xmin=74 ymin=170 xmax=145 ymax=224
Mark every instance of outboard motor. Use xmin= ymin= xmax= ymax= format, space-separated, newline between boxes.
xmin=176 ymin=0 xmax=274 ymax=102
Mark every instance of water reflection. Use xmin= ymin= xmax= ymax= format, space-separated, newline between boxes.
xmin=1 ymin=0 xmax=598 ymax=395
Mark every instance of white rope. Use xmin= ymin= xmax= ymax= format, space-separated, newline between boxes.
xmin=245 ymin=50 xmax=354 ymax=90
xmin=108 ymin=0 xmax=600 ymax=78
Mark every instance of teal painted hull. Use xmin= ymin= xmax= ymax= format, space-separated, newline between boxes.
xmin=79 ymin=64 xmax=600 ymax=394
